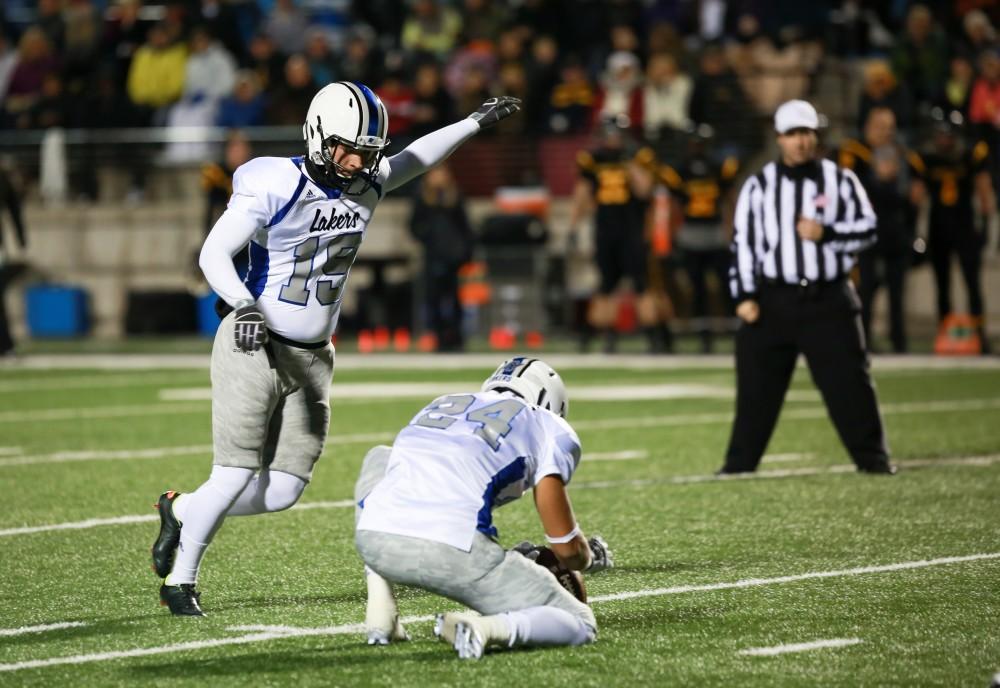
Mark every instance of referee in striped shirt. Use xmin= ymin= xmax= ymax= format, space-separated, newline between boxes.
xmin=719 ymin=100 xmax=896 ymax=476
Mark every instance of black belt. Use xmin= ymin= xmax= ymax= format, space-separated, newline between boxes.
xmin=760 ymin=277 xmax=845 ymax=297
xmin=267 ymin=329 xmax=329 ymax=349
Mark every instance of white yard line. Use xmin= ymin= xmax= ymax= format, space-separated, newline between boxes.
xmin=4 ymin=393 xmax=999 ymax=436
xmin=9 ymin=353 xmax=1000 ymax=371
xmin=0 ymin=622 xmax=88 ymax=638
xmin=159 ymin=383 xmax=740 ymax=403
xmin=585 ymin=450 xmax=649 ymax=462
xmin=761 ymin=453 xmax=814 ymax=463
xmin=738 ymin=638 xmax=863 ymax=656
xmin=0 ymin=404 xmax=207 ymax=424
xmin=0 ymin=447 xmax=22 ymax=456
xmin=4 ymin=454 xmax=999 ymax=539
xmin=2 ymin=553 xmax=993 ymax=673
xmin=0 ymin=374 xmax=205 ymax=395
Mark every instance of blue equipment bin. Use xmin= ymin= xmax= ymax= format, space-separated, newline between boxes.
xmin=25 ymin=285 xmax=89 ymax=337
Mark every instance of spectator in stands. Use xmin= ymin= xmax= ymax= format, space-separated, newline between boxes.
xmin=350 ymin=0 xmax=407 ymax=48
xmin=197 ymin=0 xmax=256 ymax=64
xmin=460 ymin=0 xmax=509 ymax=44
xmin=727 ymin=14 xmax=822 ymax=117
xmin=839 ymin=107 xmax=914 ymax=353
xmin=338 ymin=24 xmax=383 ymax=86
xmin=24 ymin=71 xmax=70 ymax=129
xmin=958 ymin=9 xmax=997 ymax=62
xmin=545 ymin=56 xmax=594 ymax=135
xmin=409 ymin=163 xmax=474 ymax=352
xmin=970 ymin=49 xmax=1000 ymax=134
xmin=523 ymin=34 xmax=559 ymax=134
xmin=938 ymin=56 xmax=975 ymax=120
xmin=35 ymin=0 xmax=65 ymax=53
xmin=495 ymin=62 xmax=529 ymax=135
xmin=264 ymin=53 xmax=314 ymax=125
xmin=61 ymin=0 xmax=102 ymax=99
xmin=410 ymin=60 xmax=455 ymax=139
xmin=3 ymin=27 xmax=60 ymax=130
xmin=217 ymin=70 xmax=266 ymax=128
xmin=246 ymin=33 xmax=284 ymax=94
xmin=102 ymin=0 xmax=147 ymax=90
xmin=641 ymin=52 xmax=693 ymax=143
xmin=402 ymin=0 xmax=463 ymax=60
xmin=164 ymin=26 xmax=237 ymax=162
xmin=264 ymin=0 xmax=308 ymax=56
xmin=126 ymin=22 xmax=188 ymax=126
xmin=891 ymin=4 xmax=949 ymax=108
xmin=377 ymin=63 xmax=417 ymax=146
xmin=454 ymin=63 xmax=493 ymax=132
xmin=828 ymin=0 xmax=895 ymax=58
xmin=495 ymin=27 xmax=526 ymax=68
xmin=305 ymin=27 xmax=337 ymax=87
xmin=591 ymin=51 xmax=644 ymax=134
xmin=689 ymin=42 xmax=759 ymax=158
xmin=857 ymin=59 xmax=914 ymax=138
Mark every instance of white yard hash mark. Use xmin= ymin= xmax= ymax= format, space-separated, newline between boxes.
xmin=738 ymin=638 xmax=863 ymax=656
xmin=3 ymin=454 xmax=1000 ymax=538
xmin=0 ymin=622 xmax=88 ymax=637
xmin=1 ymin=555 xmax=994 ymax=672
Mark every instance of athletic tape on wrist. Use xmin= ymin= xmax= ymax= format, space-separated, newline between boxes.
xmin=544 ymin=525 xmax=580 ymax=544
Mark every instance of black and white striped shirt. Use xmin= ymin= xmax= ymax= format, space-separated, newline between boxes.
xmin=729 ymin=158 xmax=877 ymax=301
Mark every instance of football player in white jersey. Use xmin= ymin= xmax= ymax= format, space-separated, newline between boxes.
xmin=355 ymin=357 xmax=613 ymax=659
xmin=150 ymin=82 xmax=522 ymax=616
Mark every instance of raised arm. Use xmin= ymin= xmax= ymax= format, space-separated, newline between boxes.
xmin=383 ymin=97 xmax=521 ymax=194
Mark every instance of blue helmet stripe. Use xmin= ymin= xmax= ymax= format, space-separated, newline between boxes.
xmin=354 ymin=82 xmax=381 ymax=137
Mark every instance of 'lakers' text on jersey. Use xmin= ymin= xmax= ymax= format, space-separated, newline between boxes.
xmin=357 ymin=391 xmax=581 ymax=552
xmin=228 ymin=156 xmax=389 ymax=343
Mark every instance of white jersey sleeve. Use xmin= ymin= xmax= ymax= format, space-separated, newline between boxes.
xmin=356 ymin=390 xmax=583 ymax=551
xmin=213 ymin=155 xmax=384 ymax=343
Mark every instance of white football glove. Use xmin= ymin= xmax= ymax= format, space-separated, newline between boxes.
xmin=585 ymin=535 xmax=613 ymax=573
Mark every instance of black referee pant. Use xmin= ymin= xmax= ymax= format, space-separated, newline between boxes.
xmin=722 ymin=279 xmax=889 ymax=472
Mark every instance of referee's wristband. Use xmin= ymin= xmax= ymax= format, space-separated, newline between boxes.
xmin=545 ymin=525 xmax=581 ymax=544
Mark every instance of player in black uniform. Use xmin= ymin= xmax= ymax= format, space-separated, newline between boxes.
xmin=659 ymin=125 xmax=740 ymax=352
xmin=567 ymin=116 xmax=661 ymax=353
xmin=909 ymin=111 xmax=995 ymax=353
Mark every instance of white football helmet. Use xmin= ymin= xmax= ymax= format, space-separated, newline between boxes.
xmin=482 ymin=357 xmax=569 ymax=418
xmin=303 ymin=81 xmax=389 ymax=193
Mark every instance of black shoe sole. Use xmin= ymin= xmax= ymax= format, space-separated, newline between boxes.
xmin=151 ymin=491 xmax=182 ymax=578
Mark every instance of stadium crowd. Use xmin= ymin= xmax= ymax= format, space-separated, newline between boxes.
xmin=0 ymin=1 xmax=998 ymax=353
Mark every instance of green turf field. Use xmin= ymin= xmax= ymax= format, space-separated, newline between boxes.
xmin=1 ymin=355 xmax=998 ymax=687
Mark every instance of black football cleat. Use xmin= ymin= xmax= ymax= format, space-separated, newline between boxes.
xmin=151 ymin=490 xmax=182 ymax=578
xmin=159 ymin=583 xmax=204 ymax=616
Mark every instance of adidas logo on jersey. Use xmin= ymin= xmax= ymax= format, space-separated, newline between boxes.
xmin=304 ymin=189 xmax=318 ymax=200
xmin=309 ymin=207 xmax=361 ymax=232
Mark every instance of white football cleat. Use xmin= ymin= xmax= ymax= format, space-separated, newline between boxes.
xmin=434 ymin=611 xmax=509 ymax=660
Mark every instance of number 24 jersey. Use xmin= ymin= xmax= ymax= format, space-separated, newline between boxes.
xmin=357 ymin=391 xmax=582 ymax=551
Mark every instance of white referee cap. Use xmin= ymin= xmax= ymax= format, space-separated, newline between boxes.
xmin=774 ymin=99 xmax=819 ymax=134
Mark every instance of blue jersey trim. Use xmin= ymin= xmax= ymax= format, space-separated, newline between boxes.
xmin=355 ymin=83 xmax=381 ymax=137
xmin=476 ymin=457 xmax=527 ymax=539
xmin=265 ymin=173 xmax=307 ymax=228
xmin=245 ymin=241 xmax=270 ymax=299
